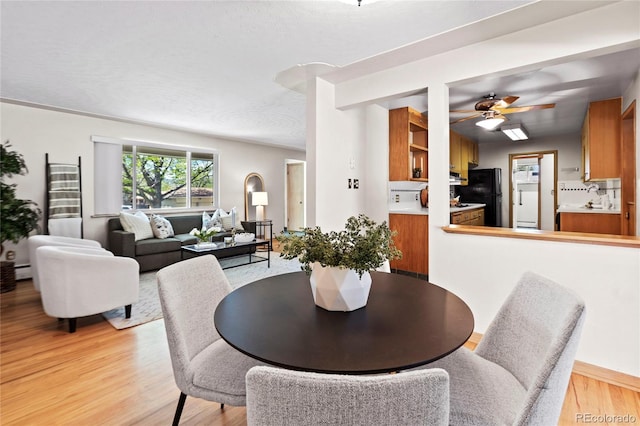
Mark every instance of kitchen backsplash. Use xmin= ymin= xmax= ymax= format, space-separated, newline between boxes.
xmin=389 ymin=181 xmax=427 ymax=208
xmin=558 ymin=179 xmax=620 ymax=209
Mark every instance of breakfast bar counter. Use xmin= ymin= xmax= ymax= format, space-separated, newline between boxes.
xmin=388 ymin=202 xmax=486 ymax=215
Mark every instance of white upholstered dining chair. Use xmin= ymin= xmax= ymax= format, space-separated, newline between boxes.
xmin=245 ymin=366 xmax=450 ymax=426
xmin=156 ymin=255 xmax=264 ymax=425
xmin=420 ymin=271 xmax=586 ymax=425
xmin=28 ymin=234 xmax=103 ymax=291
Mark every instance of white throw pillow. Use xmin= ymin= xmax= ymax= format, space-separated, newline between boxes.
xmin=220 ymin=207 xmax=244 ymax=231
xmin=202 ymin=211 xmax=213 ymax=229
xmin=211 ymin=208 xmax=224 ymax=228
xmin=150 ymin=214 xmax=175 ymax=239
xmin=119 ymin=211 xmax=154 ymax=241
xmin=221 ymin=215 xmax=244 ymax=232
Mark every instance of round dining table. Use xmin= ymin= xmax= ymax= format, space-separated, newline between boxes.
xmin=214 ymin=271 xmax=474 ymax=374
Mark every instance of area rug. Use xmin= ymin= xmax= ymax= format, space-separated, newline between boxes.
xmin=102 ymin=253 xmax=302 ymax=330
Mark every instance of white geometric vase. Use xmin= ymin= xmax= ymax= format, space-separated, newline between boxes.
xmin=309 ymin=262 xmax=372 ymax=312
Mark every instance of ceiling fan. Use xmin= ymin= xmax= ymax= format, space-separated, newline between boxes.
xmin=450 ymin=93 xmax=555 ymax=128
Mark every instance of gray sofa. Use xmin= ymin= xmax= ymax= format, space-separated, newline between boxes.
xmin=107 ymin=214 xmax=256 ymax=272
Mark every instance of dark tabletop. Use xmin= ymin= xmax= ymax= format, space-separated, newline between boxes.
xmin=214 ymin=271 xmax=474 ymax=374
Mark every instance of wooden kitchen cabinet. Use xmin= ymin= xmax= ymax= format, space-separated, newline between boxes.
xmin=559 ymin=212 xmax=621 ymax=235
xmin=459 ymin=136 xmax=470 ymax=185
xmin=450 ymin=130 xmax=477 ymax=186
xmin=389 ymin=214 xmax=428 ymax=275
xmin=449 ymin=130 xmax=461 ymax=174
xmin=469 ymin=139 xmax=479 ymax=167
xmin=389 ymin=107 xmax=428 ymax=182
xmin=582 ymin=97 xmax=621 ymax=181
xmin=451 ymin=207 xmax=485 ymax=226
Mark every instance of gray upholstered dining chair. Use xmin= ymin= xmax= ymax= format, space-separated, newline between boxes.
xmin=422 ymin=271 xmax=586 ymax=426
xmin=156 ymin=255 xmax=264 ymax=426
xmin=245 ymin=366 xmax=450 ymax=426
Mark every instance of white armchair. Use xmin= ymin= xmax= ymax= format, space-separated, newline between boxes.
xmin=28 ymin=235 xmax=103 ymax=292
xmin=36 ymin=245 xmax=139 ymax=333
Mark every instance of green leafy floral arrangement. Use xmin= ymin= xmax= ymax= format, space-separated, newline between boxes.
xmin=277 ymin=214 xmax=402 ymax=278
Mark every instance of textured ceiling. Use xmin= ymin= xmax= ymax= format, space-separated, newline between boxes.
xmin=1 ymin=0 xmax=533 ymax=151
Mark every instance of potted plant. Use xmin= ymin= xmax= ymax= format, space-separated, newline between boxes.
xmin=277 ymin=214 xmax=402 ymax=311
xmin=1 ymin=141 xmax=41 ymax=292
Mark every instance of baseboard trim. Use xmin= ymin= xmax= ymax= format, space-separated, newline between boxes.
xmin=468 ymin=332 xmax=482 ymax=345
xmin=572 ymin=361 xmax=640 ymax=393
xmin=467 ymin=332 xmax=640 ymax=392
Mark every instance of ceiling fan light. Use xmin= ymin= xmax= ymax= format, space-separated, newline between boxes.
xmin=501 ymin=123 xmax=529 ymax=140
xmin=475 ymin=117 xmax=505 ymax=130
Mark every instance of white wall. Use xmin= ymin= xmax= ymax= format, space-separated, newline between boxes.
xmin=310 ymin=2 xmax=640 ymax=375
xmin=308 ymin=77 xmax=367 ymax=231
xmin=431 ymin=231 xmax=640 ymax=375
xmin=1 ymin=102 xmax=304 ymax=265
xmin=364 ymin=104 xmax=390 ymax=224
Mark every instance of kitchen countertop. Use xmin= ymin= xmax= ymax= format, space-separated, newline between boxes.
xmin=450 ymin=203 xmax=486 ymax=213
xmin=557 ymin=205 xmax=621 ymax=214
xmin=388 ymin=203 xmax=486 ymax=215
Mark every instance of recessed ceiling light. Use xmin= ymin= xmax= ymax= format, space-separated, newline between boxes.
xmin=501 ymin=123 xmax=529 ymax=140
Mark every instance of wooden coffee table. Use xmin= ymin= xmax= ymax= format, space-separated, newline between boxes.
xmin=181 ymin=239 xmax=270 ymax=269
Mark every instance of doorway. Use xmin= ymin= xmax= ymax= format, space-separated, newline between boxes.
xmin=285 ymin=160 xmax=305 ymax=232
xmin=509 ymin=151 xmax=557 ymax=230
xmin=621 ymin=101 xmax=636 ymax=236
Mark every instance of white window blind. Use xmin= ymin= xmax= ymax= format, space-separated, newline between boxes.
xmin=93 ymin=138 xmax=123 ymax=215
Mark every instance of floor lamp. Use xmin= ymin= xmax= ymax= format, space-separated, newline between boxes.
xmin=252 ymin=192 xmax=268 ymax=221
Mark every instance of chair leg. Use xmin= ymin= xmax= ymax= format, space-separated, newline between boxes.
xmin=221 ymin=403 xmax=224 ymax=410
xmin=172 ymin=392 xmax=187 ymax=426
xmin=125 ymin=304 xmax=132 ymax=318
xmin=68 ymin=318 xmax=77 ymax=333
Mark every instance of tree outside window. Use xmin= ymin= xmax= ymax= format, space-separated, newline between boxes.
xmin=122 ymin=145 xmax=216 ymax=210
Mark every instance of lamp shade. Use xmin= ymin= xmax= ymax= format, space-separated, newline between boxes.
xmin=252 ymin=192 xmax=268 ymax=206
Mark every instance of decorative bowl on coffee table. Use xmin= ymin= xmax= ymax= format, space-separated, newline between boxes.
xmin=234 ymin=233 xmax=255 ymax=243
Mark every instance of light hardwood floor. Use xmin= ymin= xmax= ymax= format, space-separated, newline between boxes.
xmin=1 ymin=280 xmax=638 ymax=425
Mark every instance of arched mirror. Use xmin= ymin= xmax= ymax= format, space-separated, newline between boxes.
xmin=244 ymin=173 xmax=265 ymax=221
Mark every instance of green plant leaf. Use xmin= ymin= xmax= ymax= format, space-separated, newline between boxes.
xmin=1 ymin=141 xmax=42 ymax=249
xmin=276 ymin=214 xmax=402 ymax=277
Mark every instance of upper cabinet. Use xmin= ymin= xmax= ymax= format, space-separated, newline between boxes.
xmin=389 ymin=107 xmax=428 ymax=182
xmin=469 ymin=138 xmax=479 ymax=167
xmin=582 ymin=97 xmax=621 ymax=181
xmin=449 ymin=130 xmax=462 ymax=174
xmin=450 ymin=130 xmax=478 ymax=186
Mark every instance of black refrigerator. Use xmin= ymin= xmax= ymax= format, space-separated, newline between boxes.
xmin=456 ymin=168 xmax=502 ymax=227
